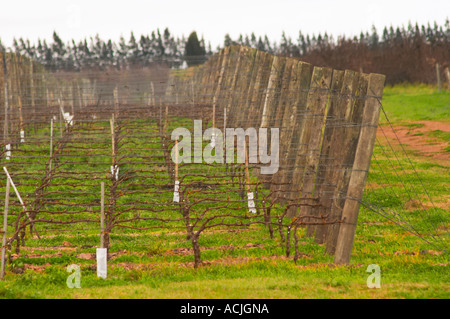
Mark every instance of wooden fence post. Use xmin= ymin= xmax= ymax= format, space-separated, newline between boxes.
xmin=305 ymin=69 xmax=345 ymax=239
xmin=110 ymin=115 xmax=118 ymax=181
xmin=286 ymin=66 xmax=332 ymax=218
xmin=436 ymin=63 xmax=441 ymax=93
xmin=2 ymin=51 xmax=9 ymax=147
xmin=70 ymin=85 xmax=75 ymax=115
xmin=212 ymin=48 xmax=229 ymax=133
xmin=113 ymin=85 xmax=119 ymax=116
xmin=444 ymin=67 xmax=450 ymax=92
xmin=321 ymin=72 xmax=369 ymax=253
xmin=58 ymin=94 xmax=63 ymax=137
xmin=260 ymin=56 xmax=286 ymax=130
xmin=247 ymin=51 xmax=273 ymax=128
xmin=244 ymin=139 xmax=256 ymax=213
xmin=333 ymin=73 xmax=385 ymax=264
xmin=173 ymin=140 xmax=180 ymax=203
xmin=311 ymin=70 xmax=360 ymax=243
xmin=13 ymin=53 xmax=24 ymax=144
xmin=276 ymin=62 xmax=312 ymax=199
xmin=49 ymin=119 xmax=54 ymax=172
xmin=231 ymin=47 xmax=257 ymax=128
xmin=29 ymin=59 xmax=36 ymax=132
xmin=225 ymin=46 xmax=245 ymax=127
xmin=0 ymin=178 xmax=11 ymax=280
xmin=269 ymin=58 xmax=298 ymax=196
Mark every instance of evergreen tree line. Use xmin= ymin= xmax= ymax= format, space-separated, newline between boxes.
xmin=1 ymin=20 xmax=449 ymax=83
xmin=0 ymin=28 xmax=211 ymax=71
xmin=223 ymin=19 xmax=450 ymax=84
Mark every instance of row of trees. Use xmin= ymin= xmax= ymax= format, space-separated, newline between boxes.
xmin=225 ymin=19 xmax=450 ymax=84
xmin=1 ymin=19 xmax=449 ymax=83
xmin=1 ymin=28 xmax=210 ymax=70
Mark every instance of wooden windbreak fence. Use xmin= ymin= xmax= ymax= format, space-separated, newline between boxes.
xmin=167 ymin=45 xmax=386 ymax=264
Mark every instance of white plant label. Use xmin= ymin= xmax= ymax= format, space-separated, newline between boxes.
xmin=5 ymin=144 xmax=11 ymax=160
xmin=173 ymin=180 xmax=180 ymax=203
xmin=247 ymin=192 xmax=257 ymax=213
xmin=20 ymin=130 xmax=25 ymax=143
xmin=111 ymin=165 xmax=119 ymax=180
xmin=63 ymin=112 xmax=74 ymax=126
xmin=96 ymin=248 xmax=107 ymax=279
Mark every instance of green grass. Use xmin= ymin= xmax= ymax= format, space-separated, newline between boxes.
xmin=0 ymin=84 xmax=448 ymax=299
xmin=428 ymin=130 xmax=450 ymax=142
xmin=382 ymin=84 xmax=450 ymax=122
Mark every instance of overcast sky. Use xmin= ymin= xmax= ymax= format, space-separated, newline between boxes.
xmin=1 ymin=0 xmax=449 ymax=49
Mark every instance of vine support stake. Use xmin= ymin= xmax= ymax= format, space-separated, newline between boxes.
xmin=100 ymin=182 xmax=105 ymax=248
xmin=0 ymin=178 xmax=11 ymax=280
xmin=49 ymin=119 xmax=53 ymax=172
xmin=3 ymin=167 xmax=40 ymax=239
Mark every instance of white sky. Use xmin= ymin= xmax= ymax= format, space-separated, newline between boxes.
xmin=1 ymin=0 xmax=449 ymax=49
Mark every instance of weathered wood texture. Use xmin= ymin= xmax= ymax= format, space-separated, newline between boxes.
xmin=334 ymin=73 xmax=386 ymax=264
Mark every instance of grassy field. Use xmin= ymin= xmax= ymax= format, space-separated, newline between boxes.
xmin=0 ymin=84 xmax=448 ymax=299
xmin=382 ymin=84 xmax=450 ymax=122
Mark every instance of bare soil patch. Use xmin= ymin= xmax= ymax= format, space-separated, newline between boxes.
xmin=377 ymin=121 xmax=450 ymax=164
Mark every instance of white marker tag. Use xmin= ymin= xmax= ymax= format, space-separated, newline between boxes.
xmin=110 ymin=165 xmax=119 ymax=180
xmin=96 ymin=248 xmax=107 ymax=279
xmin=247 ymin=192 xmax=257 ymax=213
xmin=20 ymin=130 xmax=25 ymax=143
xmin=5 ymin=144 xmax=11 ymax=160
xmin=173 ymin=180 xmax=180 ymax=203
xmin=63 ymin=112 xmax=74 ymax=126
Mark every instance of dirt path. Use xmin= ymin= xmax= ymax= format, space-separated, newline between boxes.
xmin=377 ymin=120 xmax=450 ymax=164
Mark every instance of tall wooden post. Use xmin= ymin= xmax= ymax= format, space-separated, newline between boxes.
xmin=286 ymin=66 xmax=332 ymax=218
xmin=150 ymin=81 xmax=155 ymax=106
xmin=0 ymin=178 xmax=11 ymax=280
xmin=70 ymin=85 xmax=75 ymax=115
xmin=2 ymin=51 xmax=9 ymax=146
xmin=49 ymin=119 xmax=54 ymax=172
xmin=77 ymin=83 xmax=82 ymax=110
xmin=173 ymin=140 xmax=180 ymax=203
xmin=58 ymin=95 xmax=63 ymax=137
xmin=110 ymin=115 xmax=118 ymax=181
xmin=244 ymin=139 xmax=256 ymax=213
xmin=223 ymin=107 xmax=227 ymax=148
xmin=14 ymin=53 xmax=24 ymax=143
xmin=174 ymin=140 xmax=179 ymax=181
xmin=113 ymin=85 xmax=119 ymax=117
xmin=334 ymin=73 xmax=385 ymax=264
xmin=436 ymin=63 xmax=441 ymax=93
xmin=29 ymin=59 xmax=36 ymax=133
xmin=100 ymin=182 xmax=105 ymax=248
xmin=243 ymin=139 xmax=251 ymax=193
xmin=444 ymin=67 xmax=450 ymax=92
xmin=110 ymin=115 xmax=115 ymax=159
